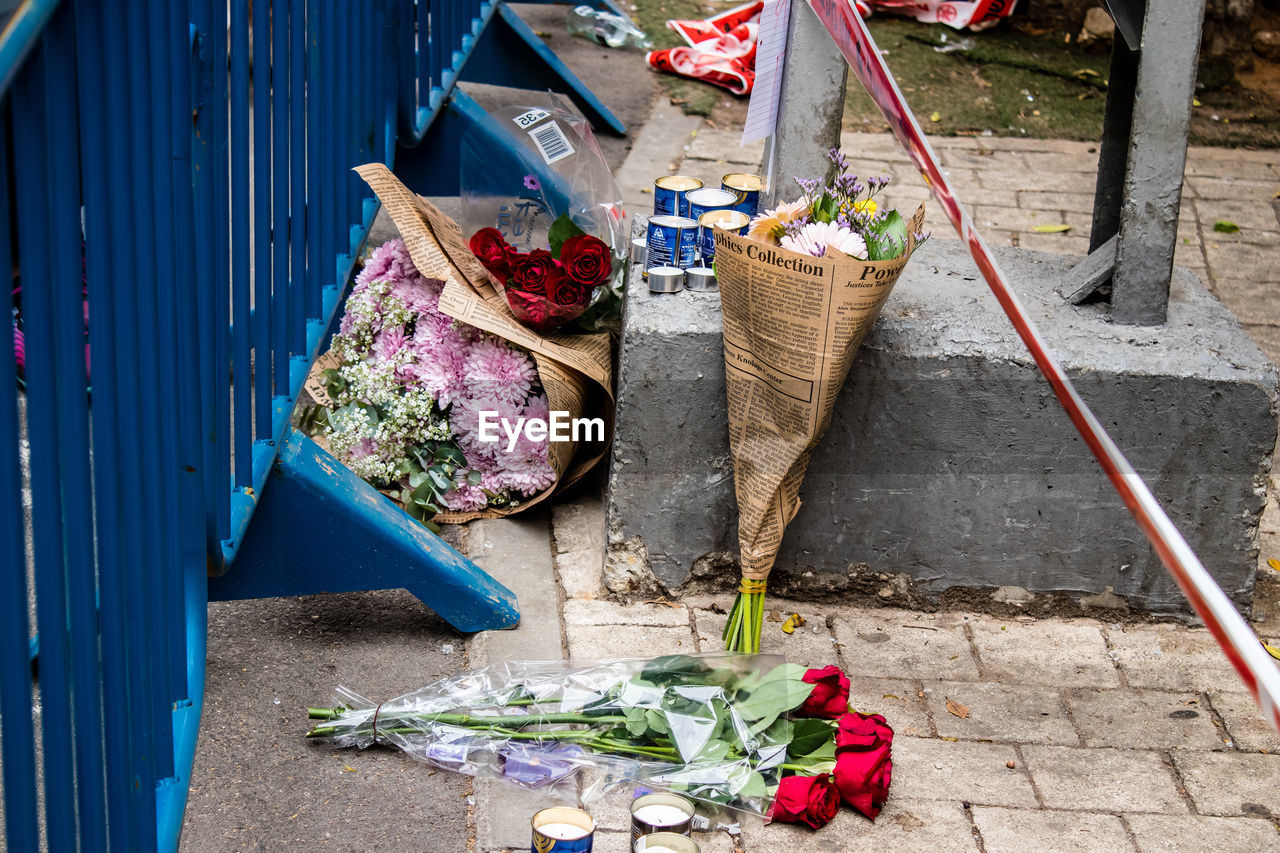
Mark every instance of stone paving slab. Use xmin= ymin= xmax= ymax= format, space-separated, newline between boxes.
xmin=743 ymin=799 xmax=979 ymax=853
xmin=1104 ymin=624 xmax=1243 ymax=692
xmin=849 ymin=677 xmax=932 ymax=738
xmin=1209 ymin=690 xmax=1280 ymax=751
xmin=563 ymin=598 xmax=690 ymax=627
xmin=694 ymin=604 xmax=841 ymax=666
xmin=970 ymin=806 xmax=1136 ymax=853
xmin=926 ymin=681 xmax=1079 ymax=745
xmin=969 ymin=619 xmax=1121 ymax=688
xmin=1022 ymin=747 xmax=1187 ymax=814
xmin=1064 ymin=689 xmax=1226 ymax=751
xmin=1171 ymin=751 xmax=1280 ymax=817
xmin=564 ymin=622 xmax=696 ymax=660
xmin=830 ymin=608 xmax=982 ymax=681
xmin=1124 ymin=814 xmax=1280 ymax=852
xmin=890 ymin=737 xmax=1038 ymax=807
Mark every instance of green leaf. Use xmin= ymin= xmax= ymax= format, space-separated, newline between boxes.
xmin=548 ymin=212 xmax=587 ymax=256
xmin=737 ymin=772 xmax=768 ymax=800
xmin=644 ymin=708 xmax=669 ymax=736
xmin=434 ymin=444 xmax=467 ymax=468
xmin=788 ymin=718 xmax=837 ymax=758
xmin=865 ymin=209 xmax=908 ymax=261
xmin=736 ymin=663 xmax=810 ymax=731
xmin=408 ymin=471 xmax=428 ymax=488
xmin=1213 ymin=219 xmax=1240 ymax=234
xmin=625 ymin=707 xmax=650 ymax=738
xmin=466 ymin=470 xmax=483 ymax=486
xmin=427 ymin=467 xmax=451 ymax=491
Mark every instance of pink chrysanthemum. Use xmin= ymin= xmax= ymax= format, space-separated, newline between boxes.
xmin=462 ymin=339 xmax=537 ymax=406
xmin=357 ymin=239 xmax=422 ymax=290
xmin=374 ymin=326 xmax=408 ymax=363
xmin=442 ymin=480 xmax=488 ymax=512
xmin=451 ymin=395 xmax=523 ymax=461
xmin=13 ymin=324 xmax=24 ymax=371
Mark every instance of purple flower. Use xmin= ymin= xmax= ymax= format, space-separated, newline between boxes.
xmin=12 ymin=324 xmax=23 ymax=371
xmin=523 ymin=174 xmax=541 ymax=191
xmin=826 ymin=147 xmax=850 ymax=173
xmin=500 ymin=743 xmax=583 ymax=787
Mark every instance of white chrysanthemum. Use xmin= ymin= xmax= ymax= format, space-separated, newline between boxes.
xmin=779 ymin=220 xmax=867 ymax=260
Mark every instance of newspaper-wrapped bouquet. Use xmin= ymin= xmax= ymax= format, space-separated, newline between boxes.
xmin=307 ymin=655 xmax=895 ymax=828
xmin=305 ymin=165 xmax=615 ymax=527
xmin=715 ymin=149 xmax=926 ymax=652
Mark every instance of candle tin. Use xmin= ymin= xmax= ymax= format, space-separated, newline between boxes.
xmin=633 ymin=831 xmax=700 ymax=852
xmin=531 ymin=806 xmax=595 ymax=852
xmin=630 ymin=792 xmax=695 ymax=845
xmin=630 ymin=236 xmax=647 ymax=265
xmin=654 ymin=175 xmax=703 ymax=217
xmin=683 ymin=267 xmax=717 ymax=292
xmin=646 ymin=266 xmax=685 ymax=293
xmin=645 ymin=215 xmax=699 ymax=272
xmin=721 ymin=172 xmax=763 ymax=217
xmin=697 ymin=208 xmax=750 ymax=265
xmin=684 ymin=187 xmax=738 ymax=224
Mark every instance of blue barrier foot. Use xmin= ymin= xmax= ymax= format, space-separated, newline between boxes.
xmin=208 ymin=427 xmax=521 ymax=634
xmin=463 ymin=2 xmax=626 ymax=136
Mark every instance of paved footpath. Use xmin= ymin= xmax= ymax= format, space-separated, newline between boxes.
xmin=465 ymin=125 xmax=1280 ymax=852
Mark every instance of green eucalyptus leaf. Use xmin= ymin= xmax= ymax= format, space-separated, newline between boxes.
xmin=427 ymin=467 xmax=451 ymax=491
xmin=466 ymin=470 xmax=483 ymax=486
xmin=548 ymin=212 xmax=587 ymax=256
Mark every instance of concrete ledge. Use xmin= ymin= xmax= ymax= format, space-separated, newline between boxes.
xmin=606 ymin=239 xmax=1278 ymax=615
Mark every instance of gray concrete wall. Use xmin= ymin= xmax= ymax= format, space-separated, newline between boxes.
xmin=606 ymin=239 xmax=1278 ymax=615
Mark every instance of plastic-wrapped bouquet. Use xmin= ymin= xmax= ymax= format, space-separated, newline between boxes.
xmin=469 ymin=215 xmax=616 ymax=334
xmin=307 ymin=655 xmax=894 ymax=829
xmin=319 ymin=238 xmax=556 ymax=526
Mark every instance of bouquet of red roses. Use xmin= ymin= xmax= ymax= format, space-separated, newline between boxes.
xmin=469 ymin=214 xmax=617 ymax=334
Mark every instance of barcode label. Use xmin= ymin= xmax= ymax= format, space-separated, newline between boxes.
xmin=528 ymin=121 xmax=574 ymax=165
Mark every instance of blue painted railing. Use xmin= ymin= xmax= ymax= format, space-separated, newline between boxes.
xmin=0 ymin=1 xmax=620 ymax=850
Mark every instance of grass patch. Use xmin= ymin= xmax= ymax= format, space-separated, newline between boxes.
xmin=632 ymin=0 xmax=742 ymax=116
xmin=845 ymin=18 xmax=1280 ymax=148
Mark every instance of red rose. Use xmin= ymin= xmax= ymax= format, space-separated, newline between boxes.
xmin=769 ymin=774 xmax=841 ymax=829
xmin=831 ymin=711 xmax=893 ymax=821
xmin=558 ymin=234 xmax=612 ymax=289
xmin=469 ymin=228 xmax=514 ymax=281
xmin=834 ymin=711 xmax=892 ymax=753
xmin=797 ymin=666 xmax=850 ymax=719
xmin=833 ymin=749 xmax=891 ymax=820
xmin=547 ymin=269 xmax=590 ymax=307
xmin=504 ymin=289 xmax=588 ymax=334
xmin=509 ymin=249 xmax=559 ymax=296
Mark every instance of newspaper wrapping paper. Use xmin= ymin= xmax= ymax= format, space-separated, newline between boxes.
xmin=714 ymin=203 xmax=926 ymax=582
xmin=350 ymin=164 xmax=616 ymax=522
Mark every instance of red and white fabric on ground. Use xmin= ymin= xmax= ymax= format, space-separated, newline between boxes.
xmin=869 ymin=0 xmax=1019 ymax=31
xmin=645 ymin=1 xmax=765 ymax=96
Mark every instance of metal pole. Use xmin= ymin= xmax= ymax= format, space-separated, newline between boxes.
xmin=762 ymin=0 xmax=847 ymax=206
xmin=1110 ymin=0 xmax=1207 ymax=325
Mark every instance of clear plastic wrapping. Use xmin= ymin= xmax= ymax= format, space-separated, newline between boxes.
xmin=307 ymin=654 xmax=813 ymax=817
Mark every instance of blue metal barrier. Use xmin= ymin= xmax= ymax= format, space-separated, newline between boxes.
xmin=1 ymin=1 xmax=620 ymax=849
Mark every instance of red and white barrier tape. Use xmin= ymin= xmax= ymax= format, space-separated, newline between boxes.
xmin=807 ymin=0 xmax=1280 ymax=733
